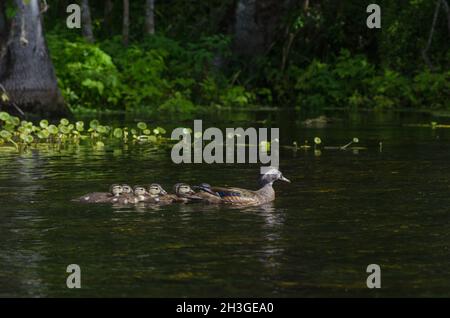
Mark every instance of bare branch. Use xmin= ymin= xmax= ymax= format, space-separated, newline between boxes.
xmin=422 ymin=0 xmax=441 ymax=70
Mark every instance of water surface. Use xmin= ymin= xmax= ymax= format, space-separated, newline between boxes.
xmin=0 ymin=110 xmax=449 ymax=297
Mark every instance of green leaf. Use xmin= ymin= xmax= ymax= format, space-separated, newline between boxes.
xmin=0 ymin=112 xmax=10 ymax=121
xmin=113 ymin=128 xmax=123 ymax=138
xmin=0 ymin=130 xmax=12 ymax=139
xmin=137 ymin=122 xmax=147 ymax=130
xmin=89 ymin=120 xmax=99 ymax=129
xmin=48 ymin=125 xmax=59 ymax=135
xmin=60 ymin=118 xmax=69 ymax=126
xmin=59 ymin=124 xmax=70 ymax=134
xmin=10 ymin=116 xmax=20 ymax=126
xmin=96 ymin=125 xmax=107 ymax=134
xmin=76 ymin=121 xmax=85 ymax=132
xmin=96 ymin=141 xmax=105 ymax=148
xmin=24 ymin=135 xmax=34 ymax=143
xmin=40 ymin=119 xmax=49 ymax=129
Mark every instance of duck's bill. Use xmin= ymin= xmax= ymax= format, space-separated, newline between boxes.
xmin=160 ymin=189 xmax=168 ymax=195
xmin=280 ymin=176 xmax=291 ymax=183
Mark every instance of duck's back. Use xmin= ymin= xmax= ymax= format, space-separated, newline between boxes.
xmin=210 ymin=186 xmax=268 ymax=205
xmin=74 ymin=192 xmax=111 ymax=203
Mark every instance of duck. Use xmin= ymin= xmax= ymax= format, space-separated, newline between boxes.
xmin=73 ymin=184 xmax=123 ymax=203
xmin=158 ymin=183 xmax=202 ymax=204
xmin=191 ymin=183 xmax=225 ymax=204
xmin=145 ymin=183 xmax=169 ymax=203
xmin=122 ymin=184 xmax=133 ymax=195
xmin=110 ymin=184 xmax=138 ymax=204
xmin=196 ymin=167 xmax=290 ymax=206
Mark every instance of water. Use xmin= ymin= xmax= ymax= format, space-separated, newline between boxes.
xmin=0 ymin=110 xmax=449 ymax=297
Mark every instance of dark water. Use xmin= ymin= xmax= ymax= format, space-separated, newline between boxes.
xmin=1 ymin=110 xmax=449 ymax=297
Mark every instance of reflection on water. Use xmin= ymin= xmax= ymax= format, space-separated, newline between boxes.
xmin=1 ymin=111 xmax=450 ymax=297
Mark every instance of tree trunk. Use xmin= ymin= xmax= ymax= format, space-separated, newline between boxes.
xmin=145 ymin=0 xmax=155 ymax=35
xmin=233 ymin=0 xmax=288 ymax=56
xmin=81 ymin=0 xmax=95 ymax=43
xmin=104 ymin=0 xmax=113 ymax=35
xmin=234 ymin=0 xmax=263 ymax=56
xmin=0 ymin=0 xmax=68 ymax=117
xmin=122 ymin=0 xmax=130 ymax=46
xmin=0 ymin=0 xmax=7 ymax=49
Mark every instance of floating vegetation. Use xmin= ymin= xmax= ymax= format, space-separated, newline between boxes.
xmin=285 ymin=137 xmax=368 ymax=153
xmin=404 ymin=122 xmax=450 ymax=129
xmin=0 ymin=111 xmax=168 ymax=151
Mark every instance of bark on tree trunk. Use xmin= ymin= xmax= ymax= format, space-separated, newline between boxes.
xmin=145 ymin=0 xmax=155 ymax=35
xmin=234 ymin=0 xmax=289 ymax=56
xmin=0 ymin=0 xmax=69 ymax=117
xmin=0 ymin=1 xmax=7 ymax=49
xmin=122 ymin=0 xmax=130 ymax=46
xmin=234 ymin=0 xmax=263 ymax=56
xmin=104 ymin=0 xmax=113 ymax=35
xmin=81 ymin=0 xmax=95 ymax=43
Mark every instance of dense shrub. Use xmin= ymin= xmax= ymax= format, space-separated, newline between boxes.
xmin=47 ymin=35 xmax=122 ymax=109
xmin=293 ymin=50 xmax=450 ymax=110
xmin=47 ymin=34 xmax=449 ymax=113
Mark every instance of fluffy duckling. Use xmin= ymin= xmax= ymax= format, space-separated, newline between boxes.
xmin=157 ymin=183 xmax=202 ymax=204
xmin=73 ymin=184 xmax=123 ymax=203
xmin=145 ymin=183 xmax=169 ymax=203
xmin=110 ymin=184 xmax=137 ymax=204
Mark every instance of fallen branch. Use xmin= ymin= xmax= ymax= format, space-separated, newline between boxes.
xmin=0 ymin=83 xmax=25 ymax=116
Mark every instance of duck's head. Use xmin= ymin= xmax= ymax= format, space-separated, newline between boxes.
xmin=122 ymin=184 xmax=133 ymax=194
xmin=133 ymin=185 xmax=147 ymax=197
xmin=147 ymin=183 xmax=167 ymax=196
xmin=174 ymin=183 xmax=195 ymax=196
xmin=258 ymin=167 xmax=291 ymax=186
xmin=110 ymin=184 xmax=123 ymax=196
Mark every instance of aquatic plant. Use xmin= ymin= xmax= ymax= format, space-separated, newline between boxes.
xmin=285 ymin=136 xmax=366 ymax=153
xmin=0 ymin=112 xmax=167 ymax=151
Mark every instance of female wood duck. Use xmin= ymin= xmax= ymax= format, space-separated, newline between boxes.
xmin=192 ymin=183 xmax=224 ymax=204
xmin=194 ymin=167 xmax=290 ymax=206
xmin=73 ymin=184 xmax=123 ymax=203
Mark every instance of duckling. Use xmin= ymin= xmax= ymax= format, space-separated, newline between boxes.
xmin=73 ymin=184 xmax=123 ymax=203
xmin=191 ymin=183 xmax=224 ymax=204
xmin=204 ymin=167 xmax=290 ymax=206
xmin=110 ymin=184 xmax=137 ymax=204
xmin=133 ymin=185 xmax=153 ymax=203
xmin=122 ymin=184 xmax=133 ymax=195
xmin=159 ymin=183 xmax=202 ymax=204
xmin=145 ymin=183 xmax=168 ymax=203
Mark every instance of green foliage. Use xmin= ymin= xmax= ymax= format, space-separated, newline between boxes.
xmin=42 ymin=0 xmax=448 ymax=113
xmin=0 ymin=111 xmax=168 ymax=151
xmin=46 ymin=32 xmax=255 ymax=113
xmin=293 ymin=50 xmax=450 ymax=110
xmin=158 ymin=92 xmax=196 ymax=114
xmin=412 ymin=70 xmax=450 ymax=109
xmin=47 ymin=34 xmax=122 ymax=109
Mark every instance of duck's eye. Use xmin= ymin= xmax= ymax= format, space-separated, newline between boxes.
xmin=149 ymin=186 xmax=160 ymax=193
